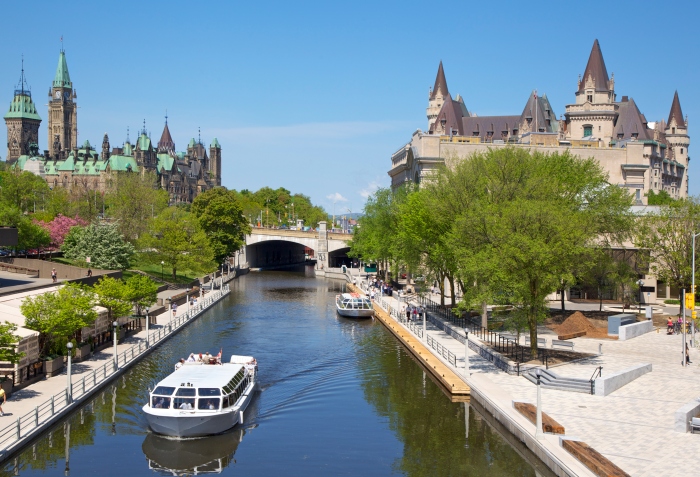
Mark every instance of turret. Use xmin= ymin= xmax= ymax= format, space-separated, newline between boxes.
xmin=210 ymin=138 xmax=221 ymax=187
xmin=4 ymin=60 xmax=41 ymax=163
xmin=427 ymin=61 xmax=451 ymax=132
xmin=48 ymin=49 xmax=78 ymax=158
xmin=102 ymin=133 xmax=110 ymax=161
xmin=665 ymin=91 xmax=690 ymax=196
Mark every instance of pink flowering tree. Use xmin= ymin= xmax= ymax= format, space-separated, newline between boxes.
xmin=35 ymin=215 xmax=87 ymax=247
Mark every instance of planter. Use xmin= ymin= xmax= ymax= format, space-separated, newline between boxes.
xmin=43 ymin=356 xmax=64 ymax=377
xmin=0 ymin=379 xmax=12 ymax=397
xmin=75 ymin=344 xmax=91 ymax=361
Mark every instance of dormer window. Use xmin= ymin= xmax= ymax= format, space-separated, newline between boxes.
xmin=617 ymin=132 xmax=624 ymax=139
xmin=672 ymin=127 xmax=676 ymax=134
xmin=587 ymin=94 xmax=593 ymax=103
xmin=631 ymin=132 xmax=639 ymax=139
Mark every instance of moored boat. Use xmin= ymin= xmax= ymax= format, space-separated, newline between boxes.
xmin=143 ymin=355 xmax=257 ymax=438
xmin=335 ymin=293 xmax=374 ymax=318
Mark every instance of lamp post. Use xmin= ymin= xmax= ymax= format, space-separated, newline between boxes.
xmin=185 ymin=289 xmax=190 ymax=314
xmin=145 ymin=307 xmax=150 ymax=348
xmin=161 ymin=261 xmax=164 ymax=282
xmin=167 ymin=297 xmax=172 ymax=331
xmin=535 ymin=373 xmax=543 ymax=440
xmin=464 ymin=329 xmax=469 ymax=377
xmin=637 ymin=279 xmax=644 ymax=313
xmin=66 ymin=342 xmax=73 ymax=404
xmin=112 ymin=321 xmax=118 ymax=370
xmin=692 ymin=232 xmax=700 ymax=347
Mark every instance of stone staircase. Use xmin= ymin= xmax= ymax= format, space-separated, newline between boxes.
xmin=524 ymin=368 xmax=592 ymax=394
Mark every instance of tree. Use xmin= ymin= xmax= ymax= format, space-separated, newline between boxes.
xmin=123 ymin=275 xmax=158 ymax=316
xmin=0 ymin=322 xmax=24 ymax=364
xmin=93 ymin=277 xmax=133 ymax=322
xmin=104 ymin=171 xmax=169 ymax=242
xmin=0 ymin=168 xmax=50 ymax=213
xmin=647 ymin=190 xmax=677 ymax=206
xmin=35 ymin=214 xmax=87 ymax=246
xmin=138 ymin=207 xmax=215 ymax=280
xmin=0 ymin=206 xmax=50 ymax=253
xmin=635 ymin=199 xmax=700 ymax=292
xmin=62 ymin=223 xmax=134 ymax=270
xmin=22 ymin=284 xmax=97 ymax=356
xmin=191 ymin=188 xmax=251 ymax=263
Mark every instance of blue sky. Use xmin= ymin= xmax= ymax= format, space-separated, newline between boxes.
xmin=1 ymin=0 xmax=698 ymax=212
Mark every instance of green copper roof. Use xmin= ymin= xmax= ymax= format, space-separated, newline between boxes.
xmin=109 ymin=155 xmax=138 ymax=172
xmin=4 ymin=93 xmax=41 ymax=121
xmin=211 ymin=137 xmax=220 ymax=148
xmin=188 ymin=138 xmax=196 ymax=148
xmin=123 ymin=142 xmax=133 ymax=156
xmin=57 ymin=155 xmax=75 ymax=171
xmin=82 ymin=139 xmax=91 ymax=149
xmin=53 ymin=51 xmax=72 ymax=89
xmin=138 ymin=134 xmax=151 ymax=151
xmin=157 ymin=153 xmax=175 ymax=172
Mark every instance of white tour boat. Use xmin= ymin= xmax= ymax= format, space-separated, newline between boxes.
xmin=335 ymin=293 xmax=374 ymax=318
xmin=143 ymin=355 xmax=257 ymax=438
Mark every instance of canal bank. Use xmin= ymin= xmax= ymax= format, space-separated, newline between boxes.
xmin=0 ymin=285 xmax=231 ymax=463
xmin=353 ymin=281 xmax=596 ymax=477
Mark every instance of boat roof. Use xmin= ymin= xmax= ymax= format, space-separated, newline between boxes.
xmin=341 ymin=293 xmax=366 ymax=299
xmin=157 ymin=364 xmax=244 ymax=389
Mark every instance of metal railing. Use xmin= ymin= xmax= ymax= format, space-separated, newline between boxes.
xmin=589 ymin=366 xmax=603 ymax=395
xmin=0 ymin=285 xmax=231 ymax=453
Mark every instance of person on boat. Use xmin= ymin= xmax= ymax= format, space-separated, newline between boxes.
xmin=197 ymin=353 xmax=204 ymax=363
xmin=186 ymin=353 xmax=196 ymax=362
xmin=175 ymin=358 xmax=185 ymax=370
xmin=204 ymin=352 xmax=212 ymax=363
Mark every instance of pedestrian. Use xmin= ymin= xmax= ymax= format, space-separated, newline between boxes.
xmin=86 ymin=268 xmax=92 ymax=277
xmin=406 ymin=305 xmax=411 ymax=322
xmin=172 ymin=303 xmax=177 ymax=317
xmin=686 ymin=343 xmax=692 ymax=364
xmin=51 ymin=268 xmax=57 ymax=283
xmin=175 ymin=358 xmax=184 ymax=371
xmin=412 ymin=306 xmax=418 ymax=321
xmin=0 ymin=386 xmax=6 ymax=416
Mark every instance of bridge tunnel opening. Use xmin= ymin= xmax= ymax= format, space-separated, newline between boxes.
xmin=247 ymin=240 xmax=311 ymax=269
xmin=327 ymin=247 xmax=357 ymax=268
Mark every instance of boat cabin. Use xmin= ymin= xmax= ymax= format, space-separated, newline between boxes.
xmin=337 ymin=293 xmax=372 ymax=310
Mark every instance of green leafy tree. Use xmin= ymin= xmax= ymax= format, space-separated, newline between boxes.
xmin=93 ymin=277 xmax=133 ymax=322
xmin=191 ymin=188 xmax=251 ymax=263
xmin=0 ymin=206 xmax=50 ymax=253
xmin=0 ymin=322 xmax=24 ymax=364
xmin=104 ymin=171 xmax=169 ymax=242
xmin=0 ymin=168 xmax=50 ymax=213
xmin=123 ymin=275 xmax=158 ymax=315
xmin=62 ymin=223 xmax=134 ymax=270
xmin=22 ymin=284 xmax=97 ymax=356
xmin=139 ymin=207 xmax=215 ymax=280
xmin=647 ymin=190 xmax=677 ymax=206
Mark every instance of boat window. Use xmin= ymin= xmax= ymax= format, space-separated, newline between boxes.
xmin=222 ymin=395 xmax=230 ymax=408
xmin=153 ymin=386 xmax=175 ymax=396
xmin=152 ymin=396 xmax=171 ymax=409
xmin=173 ymin=398 xmax=195 ymax=409
xmin=175 ymin=388 xmax=196 ymax=397
xmin=198 ymin=398 xmax=221 ymax=410
xmin=198 ymin=388 xmax=221 ymax=396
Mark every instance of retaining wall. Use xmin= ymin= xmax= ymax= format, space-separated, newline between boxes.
xmin=674 ymin=398 xmax=700 ymax=433
xmin=618 ymin=320 xmax=653 ymax=341
xmin=594 ymin=363 xmax=652 ymax=396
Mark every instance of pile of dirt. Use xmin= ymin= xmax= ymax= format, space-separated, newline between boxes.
xmin=557 ymin=311 xmax=599 ymax=336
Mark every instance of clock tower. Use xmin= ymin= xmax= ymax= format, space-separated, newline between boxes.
xmin=47 ymin=49 xmax=77 ymax=159
xmin=4 ymin=61 xmax=41 ymax=163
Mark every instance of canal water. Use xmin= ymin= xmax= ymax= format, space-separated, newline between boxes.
xmin=2 ymin=268 xmax=554 ymax=476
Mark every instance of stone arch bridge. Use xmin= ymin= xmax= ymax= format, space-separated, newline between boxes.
xmin=243 ymin=222 xmax=352 ymax=270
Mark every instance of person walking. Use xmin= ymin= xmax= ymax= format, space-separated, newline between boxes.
xmin=0 ymin=386 xmax=6 ymax=416
xmin=686 ymin=343 xmax=692 ymax=365
xmin=51 ymin=268 xmax=57 ymax=283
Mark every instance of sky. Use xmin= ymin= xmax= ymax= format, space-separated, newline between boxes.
xmin=1 ymin=0 xmax=699 ymax=213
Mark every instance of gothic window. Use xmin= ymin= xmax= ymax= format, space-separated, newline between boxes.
xmin=681 ymin=148 xmax=684 ymax=154
xmin=586 ymin=94 xmax=593 ymax=103
xmin=583 ymin=125 xmax=593 ymax=137
xmin=672 ymin=127 xmax=676 ymax=134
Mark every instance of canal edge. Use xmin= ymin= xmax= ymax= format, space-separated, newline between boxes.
xmin=0 ymin=287 xmax=231 ymax=465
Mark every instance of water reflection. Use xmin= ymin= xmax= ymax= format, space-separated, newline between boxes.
xmin=142 ymin=428 xmax=245 ymax=475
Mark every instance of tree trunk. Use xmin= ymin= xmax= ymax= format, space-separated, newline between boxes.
xmin=529 ymin=313 xmax=538 ymax=359
xmin=439 ymin=274 xmax=445 ymax=306
xmin=172 ymin=267 xmax=177 ymax=281
xmin=560 ymin=288 xmax=565 ymax=311
xmin=598 ymin=286 xmax=603 ymax=312
xmin=481 ymin=302 xmax=488 ymax=329
xmin=449 ymin=274 xmax=456 ymax=307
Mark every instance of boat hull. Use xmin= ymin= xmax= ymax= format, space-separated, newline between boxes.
xmin=144 ymin=382 xmax=256 ymax=438
xmin=336 ymin=307 xmax=374 ymax=318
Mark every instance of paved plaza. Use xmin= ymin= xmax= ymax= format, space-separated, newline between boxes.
xmin=365 ymin=281 xmax=700 ymax=477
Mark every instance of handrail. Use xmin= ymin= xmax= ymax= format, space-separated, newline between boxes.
xmin=589 ymin=366 xmax=603 ymax=395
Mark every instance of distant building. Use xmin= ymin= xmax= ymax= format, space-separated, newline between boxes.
xmin=390 ymin=40 xmax=690 ymax=203
xmin=5 ymin=49 xmax=222 ymax=203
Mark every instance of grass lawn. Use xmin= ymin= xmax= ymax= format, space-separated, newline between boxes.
xmin=51 ymin=257 xmax=202 ymax=284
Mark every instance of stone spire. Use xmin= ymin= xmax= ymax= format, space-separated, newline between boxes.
xmin=158 ymin=118 xmax=175 ymax=153
xmin=578 ymin=39 xmax=610 ymax=92
xmin=53 ymin=50 xmax=72 ymax=89
xmin=667 ymin=91 xmax=686 ymax=128
xmin=429 ymin=61 xmax=449 ymax=100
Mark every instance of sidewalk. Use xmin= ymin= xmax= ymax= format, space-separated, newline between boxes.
xmin=360 ymin=279 xmax=700 ymax=477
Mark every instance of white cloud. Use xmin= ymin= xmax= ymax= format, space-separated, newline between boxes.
xmin=359 ymin=180 xmax=381 ymax=199
xmin=326 ymin=192 xmax=348 ymax=202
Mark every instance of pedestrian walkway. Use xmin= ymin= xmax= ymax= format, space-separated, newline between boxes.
xmin=0 ymin=285 xmax=230 ymax=460
xmin=358 ymin=279 xmax=700 ymax=477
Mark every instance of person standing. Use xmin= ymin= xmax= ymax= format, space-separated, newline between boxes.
xmin=0 ymin=386 xmax=6 ymax=416
xmin=686 ymin=343 xmax=692 ymax=364
xmin=51 ymin=268 xmax=57 ymax=283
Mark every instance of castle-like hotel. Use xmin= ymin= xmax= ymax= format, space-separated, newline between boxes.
xmin=389 ymin=40 xmax=690 ymax=203
xmin=4 ymin=50 xmax=222 ymax=204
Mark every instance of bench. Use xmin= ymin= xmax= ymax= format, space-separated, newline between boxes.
xmin=513 ymin=402 xmax=565 ymax=435
xmin=691 ymin=417 xmax=700 ymax=434
xmin=551 ymin=339 xmax=575 ymax=350
xmin=562 ymin=439 xmax=630 ymax=477
xmin=524 ymin=337 xmax=546 ymax=347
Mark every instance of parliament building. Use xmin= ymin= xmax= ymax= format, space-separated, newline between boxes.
xmin=4 ymin=50 xmax=222 ymax=204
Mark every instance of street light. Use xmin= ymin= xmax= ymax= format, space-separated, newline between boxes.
xmin=185 ymin=289 xmax=190 ymax=314
xmin=161 ymin=261 xmax=164 ymax=282
xmin=113 ymin=321 xmax=118 ymax=370
xmin=145 ymin=307 xmax=150 ymax=348
xmin=637 ymin=279 xmax=644 ymax=313
xmin=66 ymin=342 xmax=73 ymax=403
